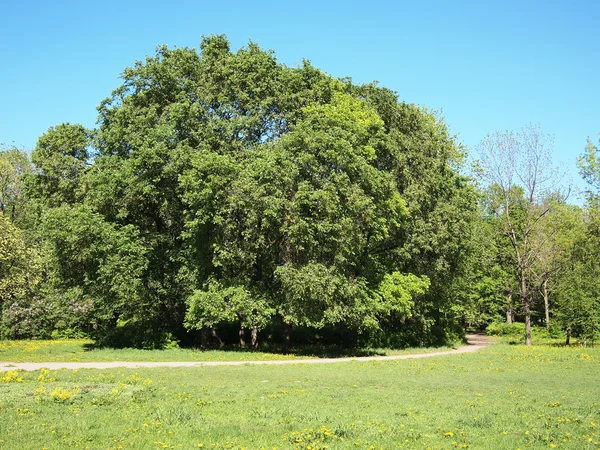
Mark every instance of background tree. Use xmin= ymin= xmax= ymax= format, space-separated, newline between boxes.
xmin=0 ymin=213 xmax=30 ymax=307
xmin=26 ymin=124 xmax=92 ymax=207
xmin=40 ymin=205 xmax=150 ymax=344
xmin=449 ymin=204 xmax=515 ymax=329
xmin=0 ymin=146 xmax=50 ymax=338
xmin=529 ymin=200 xmax=582 ymax=330
xmin=578 ymin=135 xmax=600 ymax=201
xmin=476 ymin=124 xmax=563 ymax=345
xmin=552 ymin=134 xmax=600 ymax=344
xmin=0 ymin=146 xmax=31 ymax=224
xmin=553 ymin=241 xmax=599 ymax=345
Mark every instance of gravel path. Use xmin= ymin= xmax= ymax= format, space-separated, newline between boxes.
xmin=0 ymin=334 xmax=492 ymax=372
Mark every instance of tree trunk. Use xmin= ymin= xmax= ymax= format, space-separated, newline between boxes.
xmin=521 ymin=269 xmax=532 ymax=346
xmin=239 ymin=327 xmax=246 ymax=347
xmin=282 ymin=321 xmax=292 ymax=353
xmin=211 ymin=328 xmax=223 ymax=348
xmin=251 ymin=327 xmax=258 ymax=349
xmin=200 ymin=328 xmax=209 ymax=348
xmin=524 ymin=302 xmax=532 ymax=345
xmin=543 ymin=278 xmax=550 ymax=329
xmin=506 ymin=290 xmax=513 ymax=324
xmin=565 ymin=327 xmax=571 ymax=345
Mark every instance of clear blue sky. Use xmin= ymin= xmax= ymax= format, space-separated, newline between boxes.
xmin=2 ymin=0 xmax=598 ymax=201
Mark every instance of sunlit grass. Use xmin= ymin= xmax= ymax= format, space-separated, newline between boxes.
xmin=0 ymin=343 xmax=599 ymax=449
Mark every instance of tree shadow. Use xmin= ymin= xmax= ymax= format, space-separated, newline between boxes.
xmin=81 ymin=341 xmax=409 ymax=358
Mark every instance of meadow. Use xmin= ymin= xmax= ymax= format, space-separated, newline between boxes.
xmin=0 ymin=342 xmax=599 ymax=449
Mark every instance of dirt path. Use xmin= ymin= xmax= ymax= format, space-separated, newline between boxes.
xmin=0 ymin=334 xmax=492 ymax=372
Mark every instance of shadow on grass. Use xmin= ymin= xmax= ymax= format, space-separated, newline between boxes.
xmin=81 ymin=339 xmax=466 ymax=358
xmin=547 ymin=341 xmax=596 ymax=348
xmin=490 ymin=336 xmax=597 ymax=348
xmin=82 ymin=341 xmax=391 ymax=358
xmin=82 ymin=323 xmax=459 ymax=357
xmin=251 ymin=344 xmax=391 ymax=358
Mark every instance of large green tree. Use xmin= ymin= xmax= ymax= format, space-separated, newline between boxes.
xmin=27 ymin=35 xmax=476 ymax=347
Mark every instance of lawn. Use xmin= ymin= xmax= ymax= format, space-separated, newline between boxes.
xmin=0 ymin=343 xmax=599 ymax=449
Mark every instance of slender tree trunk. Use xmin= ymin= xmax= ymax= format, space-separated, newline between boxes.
xmin=200 ymin=328 xmax=209 ymax=348
xmin=524 ymin=303 xmax=532 ymax=345
xmin=251 ymin=327 xmax=258 ymax=349
xmin=543 ymin=278 xmax=550 ymax=330
xmin=282 ymin=321 xmax=292 ymax=353
xmin=565 ymin=327 xmax=571 ymax=345
xmin=239 ymin=327 xmax=246 ymax=347
xmin=236 ymin=314 xmax=246 ymax=347
xmin=522 ymin=270 xmax=532 ymax=345
xmin=211 ymin=328 xmax=223 ymax=348
xmin=506 ymin=292 xmax=513 ymax=324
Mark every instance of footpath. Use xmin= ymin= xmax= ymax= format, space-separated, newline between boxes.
xmin=0 ymin=334 xmax=493 ymax=372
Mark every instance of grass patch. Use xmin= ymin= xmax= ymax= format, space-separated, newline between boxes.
xmin=0 ymin=339 xmax=457 ymax=363
xmin=0 ymin=343 xmax=599 ymax=448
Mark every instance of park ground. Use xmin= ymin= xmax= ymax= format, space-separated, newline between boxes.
xmin=0 ymin=337 xmax=599 ymax=449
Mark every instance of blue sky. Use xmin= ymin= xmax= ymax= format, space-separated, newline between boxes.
xmin=2 ymin=0 xmax=598 ymax=201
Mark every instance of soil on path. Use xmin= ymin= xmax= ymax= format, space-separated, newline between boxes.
xmin=0 ymin=334 xmax=493 ymax=372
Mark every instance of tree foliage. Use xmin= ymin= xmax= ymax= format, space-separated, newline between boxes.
xmin=26 ymin=124 xmax=91 ymax=207
xmin=41 ymin=34 xmax=473 ymax=347
xmin=0 ymin=147 xmax=31 ymax=224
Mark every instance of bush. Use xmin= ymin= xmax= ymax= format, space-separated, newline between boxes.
xmin=50 ymin=328 xmax=89 ymax=339
xmin=486 ymin=321 xmax=567 ymax=342
xmin=94 ymin=317 xmax=180 ymax=349
xmin=0 ymin=288 xmax=93 ymax=339
xmin=547 ymin=322 xmax=565 ymax=339
xmin=359 ymin=316 xmax=453 ymax=349
xmin=485 ymin=321 xmax=526 ymax=336
xmin=1 ymin=296 xmax=61 ymax=339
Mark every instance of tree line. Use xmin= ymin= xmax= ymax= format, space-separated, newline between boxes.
xmin=0 ymin=35 xmax=598 ymax=348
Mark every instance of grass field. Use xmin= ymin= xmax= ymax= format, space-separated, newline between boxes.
xmin=0 ymin=339 xmax=456 ymax=363
xmin=0 ymin=342 xmax=599 ymax=449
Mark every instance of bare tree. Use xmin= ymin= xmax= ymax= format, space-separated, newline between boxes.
xmin=477 ymin=124 xmax=563 ymax=345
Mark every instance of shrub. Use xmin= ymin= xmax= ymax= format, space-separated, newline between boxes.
xmin=0 ymin=288 xmax=93 ymax=339
xmin=485 ymin=321 xmax=526 ymax=336
xmin=94 ymin=317 xmax=180 ymax=349
xmin=486 ymin=321 xmax=567 ymax=342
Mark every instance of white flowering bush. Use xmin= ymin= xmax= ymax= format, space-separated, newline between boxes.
xmin=1 ymin=288 xmax=93 ymax=339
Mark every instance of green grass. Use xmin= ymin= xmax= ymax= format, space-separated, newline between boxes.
xmin=0 ymin=339 xmax=457 ymax=363
xmin=1 ymin=343 xmax=599 ymax=449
